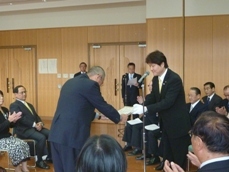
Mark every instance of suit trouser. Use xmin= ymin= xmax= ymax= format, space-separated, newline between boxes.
xmin=18 ymin=128 xmax=51 ymax=162
xmin=162 ymin=131 xmax=191 ymax=170
xmin=147 ymin=129 xmax=162 ymax=157
xmin=51 ymin=142 xmax=80 ymax=172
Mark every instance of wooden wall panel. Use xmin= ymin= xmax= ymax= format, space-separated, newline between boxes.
xmin=212 ymin=15 xmax=229 ymax=97
xmin=10 ymin=30 xmax=37 ymax=45
xmin=146 ymin=18 xmax=183 ymax=94
xmin=0 ymin=31 xmax=11 ymax=46
xmin=184 ymin=16 xmax=213 ymax=97
xmin=61 ymin=27 xmax=88 ymax=83
xmin=119 ymin=24 xmax=146 ymax=42
xmin=88 ymin=25 xmax=119 ymax=43
xmin=36 ymin=28 xmax=62 ymax=117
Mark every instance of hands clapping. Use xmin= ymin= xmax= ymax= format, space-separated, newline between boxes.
xmin=8 ymin=111 xmax=22 ymax=123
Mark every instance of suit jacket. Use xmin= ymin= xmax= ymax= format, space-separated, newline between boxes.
xmin=198 ymin=159 xmax=229 ymax=172
xmin=74 ymin=71 xmax=87 ymax=78
xmin=202 ymin=94 xmax=222 ymax=111
xmin=121 ymin=73 xmax=141 ymax=106
xmin=187 ymin=101 xmax=208 ymax=126
xmin=49 ymin=74 xmax=121 ymax=150
xmin=9 ymin=100 xmax=42 ymax=138
xmin=144 ymin=69 xmax=191 ymax=138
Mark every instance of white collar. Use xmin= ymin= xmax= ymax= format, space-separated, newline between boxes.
xmin=158 ymin=68 xmax=168 ymax=82
xmin=208 ymin=93 xmax=215 ymax=100
xmin=191 ymin=100 xmax=200 ymax=108
xmin=200 ymin=156 xmax=229 ymax=168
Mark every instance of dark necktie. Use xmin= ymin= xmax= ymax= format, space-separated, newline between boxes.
xmin=207 ymin=97 xmax=210 ymax=104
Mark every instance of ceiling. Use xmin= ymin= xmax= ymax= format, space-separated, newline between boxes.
xmin=0 ymin=0 xmax=145 ymax=13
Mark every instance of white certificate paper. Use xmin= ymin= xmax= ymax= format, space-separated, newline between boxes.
xmin=127 ymin=77 xmax=137 ymax=85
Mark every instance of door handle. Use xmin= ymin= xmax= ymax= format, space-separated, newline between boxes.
xmin=114 ymin=79 xmax=117 ymax=96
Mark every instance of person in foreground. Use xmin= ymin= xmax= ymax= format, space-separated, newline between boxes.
xmin=49 ymin=66 xmax=128 ymax=172
xmin=0 ymin=90 xmax=30 ymax=172
xmin=164 ymin=111 xmax=229 ymax=172
xmin=76 ymin=134 xmax=127 ymax=172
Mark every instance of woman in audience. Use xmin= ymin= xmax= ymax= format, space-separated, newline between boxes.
xmin=0 ymin=90 xmax=30 ymax=172
xmin=76 ymin=134 xmax=127 ymax=172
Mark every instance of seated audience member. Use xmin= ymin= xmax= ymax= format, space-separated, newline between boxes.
xmin=202 ymin=82 xmax=222 ymax=111
xmin=74 ymin=62 xmax=87 ymax=77
xmin=0 ymin=90 xmax=30 ymax=172
xmin=122 ymin=82 xmax=156 ymax=156
xmin=164 ymin=111 xmax=229 ymax=172
xmin=187 ymin=87 xmax=208 ymax=126
xmin=76 ymin=134 xmax=127 ymax=172
xmin=216 ymin=85 xmax=229 ymax=117
xmin=10 ymin=85 xmax=52 ymax=169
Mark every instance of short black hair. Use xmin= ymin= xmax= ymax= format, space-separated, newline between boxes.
xmin=79 ymin=62 xmax=87 ymax=67
xmin=190 ymin=87 xmax=201 ymax=95
xmin=13 ymin=85 xmax=25 ymax=93
xmin=127 ymin=62 xmax=135 ymax=68
xmin=0 ymin=90 xmax=3 ymax=97
xmin=204 ymin=82 xmax=215 ymax=89
xmin=76 ymin=134 xmax=127 ymax=172
xmin=192 ymin=111 xmax=229 ymax=154
xmin=145 ymin=50 xmax=168 ymax=68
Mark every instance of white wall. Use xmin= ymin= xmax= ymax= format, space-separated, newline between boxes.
xmin=0 ymin=3 xmax=146 ymax=30
xmin=146 ymin=0 xmax=229 ymax=19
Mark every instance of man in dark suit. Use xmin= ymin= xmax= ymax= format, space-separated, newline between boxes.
xmin=202 ymin=82 xmax=222 ymax=111
xmin=121 ymin=62 xmax=141 ymax=106
xmin=164 ymin=111 xmax=229 ymax=172
xmin=49 ymin=66 xmax=128 ymax=172
xmin=187 ymin=87 xmax=208 ymax=126
xmin=10 ymin=85 xmax=51 ymax=169
xmin=132 ymin=50 xmax=191 ymax=169
xmin=74 ymin=62 xmax=87 ymax=77
xmin=216 ymin=85 xmax=229 ymax=117
xmin=122 ymin=62 xmax=142 ymax=151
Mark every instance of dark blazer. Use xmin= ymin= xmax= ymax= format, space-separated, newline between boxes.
xmin=49 ymin=74 xmax=121 ymax=150
xmin=218 ymin=98 xmax=229 ymax=112
xmin=187 ymin=101 xmax=208 ymax=127
xmin=9 ymin=100 xmax=42 ymax=138
xmin=202 ymin=94 xmax=222 ymax=111
xmin=0 ymin=107 xmax=12 ymax=139
xmin=144 ymin=69 xmax=191 ymax=138
xmin=198 ymin=159 xmax=229 ymax=172
xmin=121 ymin=73 xmax=141 ymax=106
xmin=74 ymin=71 xmax=87 ymax=78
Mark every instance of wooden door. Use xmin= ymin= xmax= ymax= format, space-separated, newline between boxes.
xmin=0 ymin=47 xmax=36 ymax=108
xmin=90 ymin=45 xmax=120 ymax=109
xmin=89 ymin=44 xmax=146 ymax=110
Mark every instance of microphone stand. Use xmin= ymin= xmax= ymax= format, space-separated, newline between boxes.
xmin=124 ymin=73 xmax=128 ymax=106
xmin=141 ymin=81 xmax=147 ymax=172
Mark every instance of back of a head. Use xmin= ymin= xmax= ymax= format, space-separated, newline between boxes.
xmin=76 ymin=135 xmax=127 ymax=172
xmin=192 ymin=111 xmax=229 ymax=154
xmin=87 ymin=66 xmax=105 ymax=79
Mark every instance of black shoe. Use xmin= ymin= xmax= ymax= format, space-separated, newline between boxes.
xmin=136 ymin=154 xmax=152 ymax=160
xmin=127 ymin=149 xmax=142 ymax=156
xmin=155 ymin=161 xmax=164 ymax=171
xmin=123 ymin=145 xmax=132 ymax=152
xmin=36 ymin=160 xmax=50 ymax=169
xmin=146 ymin=156 xmax=160 ymax=166
xmin=45 ymin=156 xmax=53 ymax=163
